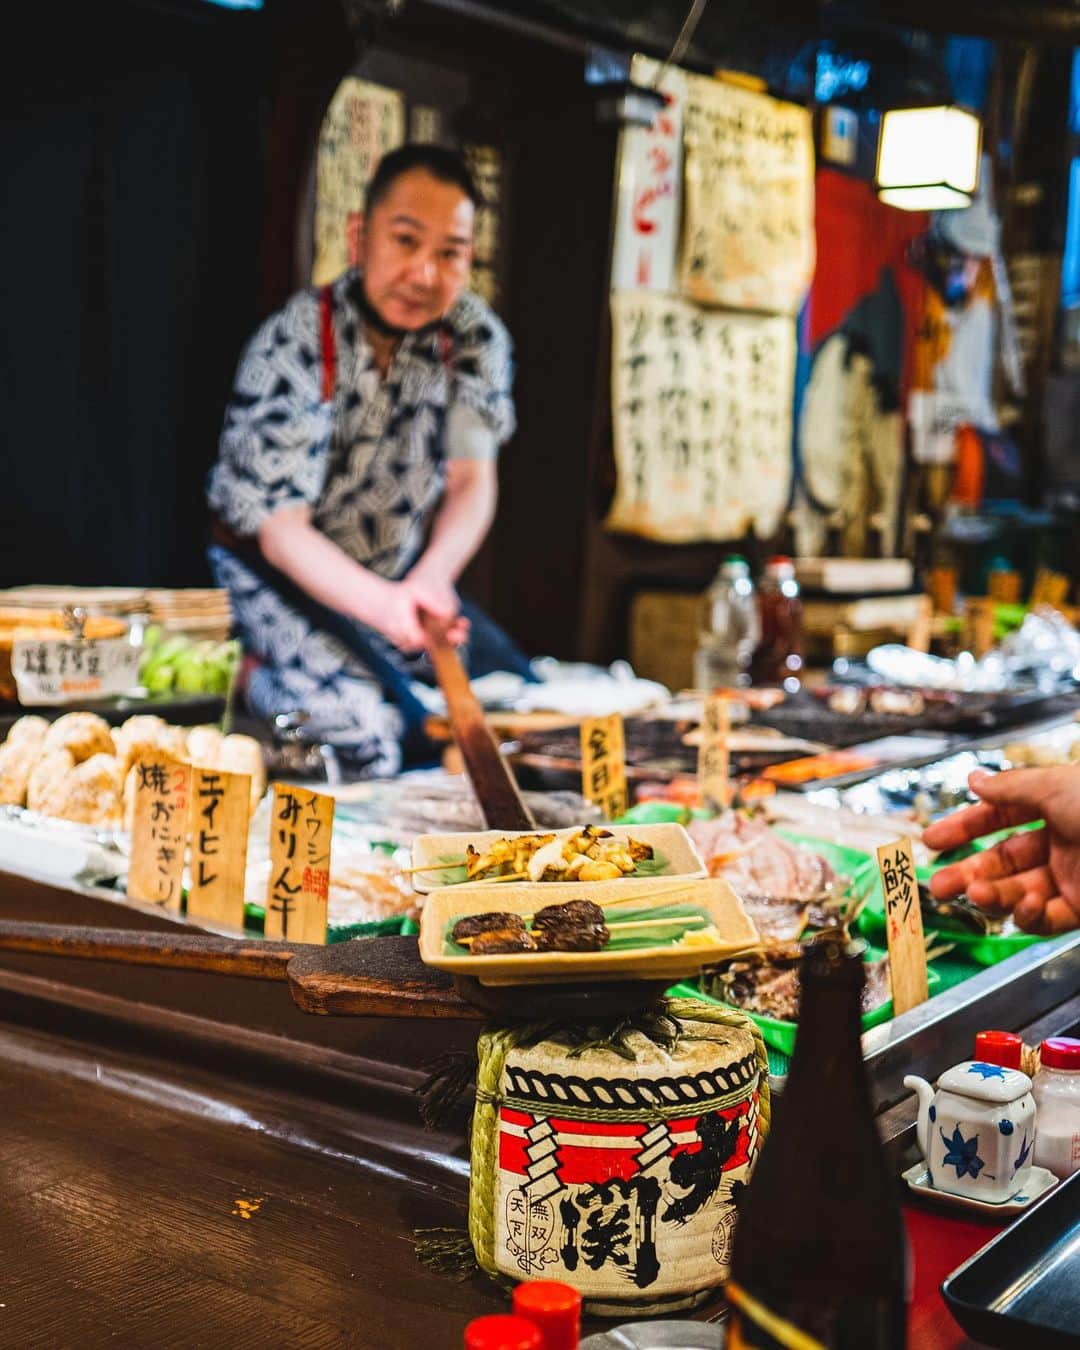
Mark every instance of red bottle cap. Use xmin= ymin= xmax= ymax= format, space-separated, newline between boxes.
xmin=512 ymin=1282 xmax=582 ymax=1350
xmin=1040 ymin=1037 xmax=1080 ymax=1071
xmin=974 ymin=1030 xmax=1023 ymax=1070
xmin=464 ymin=1315 xmax=543 ymax=1350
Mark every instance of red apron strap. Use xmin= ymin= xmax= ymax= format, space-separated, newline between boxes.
xmin=319 ymin=283 xmax=337 ymax=402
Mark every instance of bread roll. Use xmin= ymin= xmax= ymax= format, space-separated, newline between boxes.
xmin=42 ymin=712 xmax=114 ymax=764
xmin=6 ymin=715 xmax=49 ymax=749
xmin=47 ymin=753 xmax=124 ymax=828
xmin=27 ymin=750 xmax=76 ymax=815
xmin=186 ymin=725 xmax=224 ymax=768
xmin=217 ymin=734 xmax=266 ymax=815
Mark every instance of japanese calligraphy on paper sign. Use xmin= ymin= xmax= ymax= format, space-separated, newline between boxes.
xmin=13 ymin=634 xmax=141 ymax=706
xmin=462 ymin=142 xmax=504 ymax=306
xmin=875 ymin=836 xmax=928 ymax=1016
xmin=680 ymin=75 xmax=814 ymax=316
xmin=611 ymin=55 xmax=685 ymax=293
xmin=129 ymin=755 xmax=191 ymax=912
xmin=266 ymin=785 xmax=334 ymax=944
xmin=313 ymin=78 xmax=405 ymax=286
xmin=579 ymin=715 xmax=628 ymax=821
xmin=187 ymin=768 xmax=251 ymax=932
xmin=607 ymin=292 xmax=795 ymax=542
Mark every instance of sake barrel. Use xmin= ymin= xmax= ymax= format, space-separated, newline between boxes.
xmin=469 ymin=999 xmax=770 ymax=1317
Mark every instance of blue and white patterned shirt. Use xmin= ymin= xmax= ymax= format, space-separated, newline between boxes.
xmin=208 ymin=269 xmax=515 ymax=580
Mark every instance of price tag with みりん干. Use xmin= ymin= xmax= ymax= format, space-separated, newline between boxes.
xmin=579 ymin=715 xmax=628 ymax=821
xmin=128 ymin=755 xmax=191 ymax=912
xmin=266 ymin=785 xmax=334 ymax=944
xmin=875 ymin=836 xmax=928 ymax=1016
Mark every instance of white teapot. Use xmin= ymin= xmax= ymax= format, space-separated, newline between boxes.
xmin=904 ymin=1060 xmax=1036 ymax=1204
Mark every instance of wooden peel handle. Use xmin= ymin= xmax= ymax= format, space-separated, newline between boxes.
xmin=0 ymin=921 xmax=295 ymax=981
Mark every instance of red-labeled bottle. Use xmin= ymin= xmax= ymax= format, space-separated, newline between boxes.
xmin=751 ymin=555 xmax=803 ymax=690
xmin=512 ymin=1281 xmax=581 ymax=1350
xmin=464 ymin=1314 xmax=543 ymax=1350
xmin=974 ymin=1030 xmax=1023 ymax=1070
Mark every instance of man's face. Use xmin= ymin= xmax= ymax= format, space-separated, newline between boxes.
xmin=357 ymin=168 xmax=474 ymax=330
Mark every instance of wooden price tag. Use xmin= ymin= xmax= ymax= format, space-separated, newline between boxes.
xmin=876 ymin=836 xmax=928 ymax=1016
xmin=1031 ymin=568 xmax=1070 ymax=610
xmin=186 ymin=768 xmax=251 ymax=932
xmin=962 ymin=598 xmax=995 ymax=658
xmin=906 ymin=595 xmax=933 ymax=654
xmin=698 ymin=692 xmax=731 ymax=813
xmin=579 ymin=714 xmax=628 ymax=821
xmin=987 ymin=570 xmax=1021 ymax=604
xmin=128 ymin=754 xmax=191 ymax=912
xmin=266 ymin=785 xmax=334 ymax=944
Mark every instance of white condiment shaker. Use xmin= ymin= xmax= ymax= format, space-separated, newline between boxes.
xmin=1032 ymin=1037 xmax=1080 ymax=1178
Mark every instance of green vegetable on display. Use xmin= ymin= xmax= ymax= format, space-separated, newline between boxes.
xmin=139 ymin=630 xmax=240 ymax=696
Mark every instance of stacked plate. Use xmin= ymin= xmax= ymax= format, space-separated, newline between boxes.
xmin=145 ymin=589 xmax=232 ymax=641
xmin=0 ymin=585 xmax=149 ymax=617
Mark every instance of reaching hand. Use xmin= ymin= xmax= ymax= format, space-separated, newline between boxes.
xmin=922 ymin=766 xmax=1080 ymax=935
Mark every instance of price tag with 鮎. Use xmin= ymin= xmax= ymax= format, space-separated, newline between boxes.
xmin=128 ymin=754 xmax=191 ymax=912
xmin=266 ymin=785 xmax=334 ymax=944
xmin=186 ymin=767 xmax=251 ymax=932
xmin=579 ymin=714 xmax=628 ymax=821
xmin=876 ymin=836 xmax=928 ymax=1016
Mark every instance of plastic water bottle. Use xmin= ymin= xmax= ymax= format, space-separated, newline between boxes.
xmin=694 ymin=555 xmax=759 ymax=690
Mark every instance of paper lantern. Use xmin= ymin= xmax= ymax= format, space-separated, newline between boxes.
xmin=876 ymin=105 xmax=982 ymax=211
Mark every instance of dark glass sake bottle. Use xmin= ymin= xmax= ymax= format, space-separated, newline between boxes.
xmin=726 ymin=936 xmax=908 ymax=1349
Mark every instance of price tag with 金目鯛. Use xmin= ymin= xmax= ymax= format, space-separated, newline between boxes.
xmin=128 ymin=754 xmax=191 ymax=912
xmin=876 ymin=836 xmax=928 ymax=1016
xmin=266 ymin=785 xmax=334 ymax=944
xmin=698 ymin=692 xmax=731 ymax=813
xmin=579 ymin=714 xmax=628 ymax=821
xmin=186 ymin=767 xmax=251 ymax=932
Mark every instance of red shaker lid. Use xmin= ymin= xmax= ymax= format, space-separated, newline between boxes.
xmin=513 ymin=1282 xmax=582 ymax=1350
xmin=974 ymin=1030 xmax=1023 ymax=1070
xmin=464 ymin=1315 xmax=543 ymax=1350
xmin=1040 ymin=1037 xmax=1080 ymax=1071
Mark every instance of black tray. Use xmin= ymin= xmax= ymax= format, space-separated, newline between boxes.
xmin=941 ymin=1170 xmax=1080 ymax=1348
xmin=0 ymin=691 xmax=225 ymax=732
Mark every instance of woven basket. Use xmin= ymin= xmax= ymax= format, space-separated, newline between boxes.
xmin=0 ymin=609 xmax=127 ymax=702
xmin=468 ymin=998 xmax=770 ymax=1317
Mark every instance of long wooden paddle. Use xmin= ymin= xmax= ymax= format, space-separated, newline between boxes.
xmin=420 ymin=612 xmax=536 ymax=832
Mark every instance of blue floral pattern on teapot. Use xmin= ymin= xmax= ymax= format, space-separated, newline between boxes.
xmin=904 ymin=1061 xmax=1037 ymax=1204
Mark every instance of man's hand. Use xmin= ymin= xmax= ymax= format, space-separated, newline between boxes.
xmin=370 ymin=575 xmax=468 ymax=652
xmin=922 ymin=766 xmax=1080 ymax=935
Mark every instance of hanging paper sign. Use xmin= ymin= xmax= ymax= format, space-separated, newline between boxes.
xmin=12 ymin=633 xmax=141 ymax=706
xmin=313 ymin=77 xmax=405 ymax=286
xmin=611 ymin=55 xmax=686 ymax=294
xmin=463 ymin=142 xmax=504 ymax=307
xmin=876 ymin=836 xmax=928 ymax=1016
xmin=579 ymin=715 xmax=628 ymax=821
xmin=608 ymin=292 xmax=795 ymax=542
xmin=128 ymin=754 xmax=191 ymax=913
xmin=698 ymin=693 xmax=731 ymax=814
xmin=266 ymin=785 xmax=334 ymax=944
xmin=186 ymin=768 xmax=251 ymax=932
xmin=680 ymin=75 xmax=815 ymax=315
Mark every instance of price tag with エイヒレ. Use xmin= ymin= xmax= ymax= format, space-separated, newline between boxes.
xmin=186 ymin=767 xmax=251 ymax=933
xmin=128 ymin=754 xmax=191 ymax=912
xmin=266 ymin=785 xmax=334 ymax=944
xmin=579 ymin=714 xmax=628 ymax=821
xmin=876 ymin=836 xmax=928 ymax=1016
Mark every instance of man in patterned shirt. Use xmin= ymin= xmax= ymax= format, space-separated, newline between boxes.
xmin=208 ymin=145 xmax=530 ymax=774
